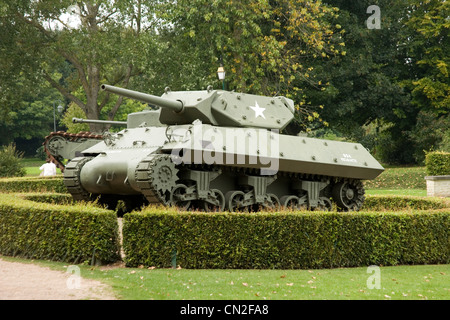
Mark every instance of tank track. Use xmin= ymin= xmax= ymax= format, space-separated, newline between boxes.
xmin=63 ymin=156 xmax=93 ymax=201
xmin=134 ymin=156 xmax=365 ymax=212
xmin=64 ymin=153 xmax=365 ymax=212
xmin=43 ymin=131 xmax=103 ymax=171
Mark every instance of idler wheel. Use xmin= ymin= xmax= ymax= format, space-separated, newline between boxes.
xmin=332 ymin=180 xmax=365 ymax=211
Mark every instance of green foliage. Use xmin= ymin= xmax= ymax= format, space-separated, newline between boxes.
xmin=0 ymin=176 xmax=66 ymax=193
xmin=0 ymin=193 xmax=120 ymax=264
xmin=425 ymin=151 xmax=450 ymax=176
xmin=21 ymin=192 xmax=74 ymax=205
xmin=404 ymin=0 xmax=449 ymax=112
xmin=60 ymin=102 xmax=90 ymax=133
xmin=1 ymin=0 xmax=448 ymax=164
xmin=161 ymin=0 xmax=343 ymax=130
xmin=0 ymin=143 xmax=26 ymax=178
xmin=363 ymin=195 xmax=449 ymax=211
xmin=407 ymin=112 xmax=450 ymax=163
xmin=123 ymin=200 xmax=449 ymax=269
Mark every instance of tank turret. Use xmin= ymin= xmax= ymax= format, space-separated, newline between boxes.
xmin=101 ymin=84 xmax=295 ymax=130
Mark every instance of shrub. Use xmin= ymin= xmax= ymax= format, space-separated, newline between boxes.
xmin=123 ymin=205 xmax=449 ymax=269
xmin=0 ymin=176 xmax=66 ymax=193
xmin=425 ymin=151 xmax=450 ymax=176
xmin=0 ymin=143 xmax=26 ymax=178
xmin=0 ymin=193 xmax=120 ymax=265
xmin=20 ymin=193 xmax=74 ymax=205
xmin=362 ymin=195 xmax=449 ymax=211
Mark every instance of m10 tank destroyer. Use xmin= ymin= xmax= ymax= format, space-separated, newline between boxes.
xmin=63 ymin=84 xmax=384 ymax=212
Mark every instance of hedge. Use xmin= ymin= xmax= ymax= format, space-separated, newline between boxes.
xmin=1 ymin=181 xmax=449 ymax=269
xmin=20 ymin=193 xmax=74 ymax=205
xmin=0 ymin=193 xmax=120 ymax=265
xmin=425 ymin=151 xmax=450 ymax=176
xmin=123 ymin=207 xmax=449 ymax=269
xmin=0 ymin=176 xmax=66 ymax=193
xmin=362 ymin=195 xmax=449 ymax=211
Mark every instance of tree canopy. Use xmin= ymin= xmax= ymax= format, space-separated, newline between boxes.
xmin=0 ymin=0 xmax=448 ymax=163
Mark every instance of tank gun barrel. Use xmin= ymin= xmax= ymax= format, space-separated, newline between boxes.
xmin=101 ymin=84 xmax=184 ymax=113
xmin=72 ymin=117 xmax=127 ymax=126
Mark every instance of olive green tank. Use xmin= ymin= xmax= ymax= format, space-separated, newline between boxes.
xmin=63 ymin=84 xmax=384 ymax=212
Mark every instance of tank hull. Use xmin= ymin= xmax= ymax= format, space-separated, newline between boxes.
xmin=162 ymin=124 xmax=383 ymax=180
xmin=65 ymin=124 xmax=383 ymax=212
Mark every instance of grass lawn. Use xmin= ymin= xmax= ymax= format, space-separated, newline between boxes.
xmin=21 ymin=158 xmax=62 ymax=176
xmin=2 ymin=256 xmax=448 ymax=300
xmin=365 ymin=189 xmax=427 ymax=197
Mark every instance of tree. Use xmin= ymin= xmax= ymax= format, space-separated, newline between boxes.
xmin=159 ymin=0 xmax=344 ymax=131
xmin=0 ymin=143 xmax=26 ymax=177
xmin=0 ymin=0 xmax=158 ymax=132
xmin=401 ymin=0 xmax=449 ymax=113
xmin=300 ymin=0 xmax=449 ymax=164
xmin=0 ymin=76 xmax=63 ymax=147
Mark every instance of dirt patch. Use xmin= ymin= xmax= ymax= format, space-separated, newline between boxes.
xmin=0 ymin=257 xmax=117 ymax=300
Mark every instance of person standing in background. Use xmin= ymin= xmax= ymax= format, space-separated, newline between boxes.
xmin=39 ymin=158 xmax=57 ymax=176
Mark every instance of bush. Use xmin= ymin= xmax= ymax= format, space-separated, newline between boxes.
xmin=0 ymin=143 xmax=26 ymax=178
xmin=123 ymin=204 xmax=449 ymax=269
xmin=0 ymin=193 xmax=120 ymax=265
xmin=425 ymin=151 xmax=450 ymax=176
xmin=20 ymin=193 xmax=74 ymax=205
xmin=0 ymin=176 xmax=66 ymax=193
xmin=362 ymin=195 xmax=448 ymax=211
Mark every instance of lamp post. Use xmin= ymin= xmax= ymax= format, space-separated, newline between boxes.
xmin=53 ymin=101 xmax=64 ymax=132
xmin=217 ymin=64 xmax=226 ymax=90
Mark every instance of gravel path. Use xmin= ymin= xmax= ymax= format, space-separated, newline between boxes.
xmin=0 ymin=257 xmax=117 ymax=300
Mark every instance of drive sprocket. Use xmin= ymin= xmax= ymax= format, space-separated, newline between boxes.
xmin=135 ymin=154 xmax=179 ymax=205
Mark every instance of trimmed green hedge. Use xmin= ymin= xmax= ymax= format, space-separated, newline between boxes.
xmin=425 ymin=151 xmax=450 ymax=176
xmin=123 ymin=207 xmax=449 ymax=269
xmin=0 ymin=176 xmax=66 ymax=193
xmin=0 ymin=193 xmax=120 ymax=265
xmin=1 ymin=177 xmax=449 ymax=270
xmin=363 ymin=195 xmax=449 ymax=211
xmin=20 ymin=193 xmax=74 ymax=205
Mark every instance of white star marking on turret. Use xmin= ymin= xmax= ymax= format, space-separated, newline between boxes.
xmin=250 ymin=101 xmax=266 ymax=119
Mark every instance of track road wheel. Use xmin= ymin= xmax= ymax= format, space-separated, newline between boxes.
xmin=318 ymin=197 xmax=333 ymax=211
xmin=225 ymin=190 xmax=245 ymax=211
xmin=203 ymin=189 xmax=225 ymax=212
xmin=169 ymin=184 xmax=191 ymax=210
xmin=264 ymin=193 xmax=280 ymax=210
xmin=280 ymin=195 xmax=308 ymax=210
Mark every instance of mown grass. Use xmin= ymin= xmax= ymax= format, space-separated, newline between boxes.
xmin=1 ymin=256 xmax=448 ymax=300
xmin=365 ymin=189 xmax=426 ymax=197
